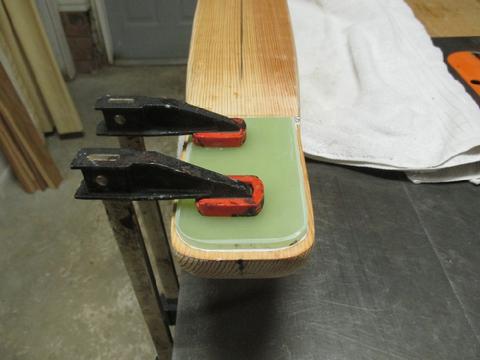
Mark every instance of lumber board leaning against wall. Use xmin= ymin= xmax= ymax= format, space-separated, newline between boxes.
xmin=0 ymin=116 xmax=39 ymax=193
xmin=0 ymin=1 xmax=52 ymax=134
xmin=2 ymin=0 xmax=83 ymax=135
xmin=0 ymin=61 xmax=62 ymax=192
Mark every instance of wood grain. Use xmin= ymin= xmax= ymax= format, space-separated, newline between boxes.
xmin=3 ymin=0 xmax=83 ymax=135
xmin=0 ymin=1 xmax=52 ymax=134
xmin=405 ymin=0 xmax=480 ymax=37
xmin=0 ymin=115 xmax=38 ymax=192
xmin=186 ymin=0 xmax=299 ymax=117
xmin=0 ymin=62 xmax=62 ymax=191
xmin=172 ymin=0 xmax=314 ymax=278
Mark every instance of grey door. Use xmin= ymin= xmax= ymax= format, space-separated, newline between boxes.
xmin=105 ymin=0 xmax=196 ymax=63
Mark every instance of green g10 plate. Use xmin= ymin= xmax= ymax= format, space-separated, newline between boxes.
xmin=175 ymin=117 xmax=307 ymax=251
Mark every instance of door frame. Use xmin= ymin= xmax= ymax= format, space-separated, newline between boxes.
xmin=93 ymin=0 xmax=196 ymax=65
xmin=35 ymin=0 xmax=76 ymax=78
xmin=91 ymin=0 xmax=114 ymax=64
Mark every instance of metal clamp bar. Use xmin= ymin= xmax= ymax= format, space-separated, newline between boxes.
xmin=103 ymin=200 xmax=172 ymax=358
xmin=71 ymin=148 xmax=252 ymax=201
xmin=95 ymin=95 xmax=245 ymax=136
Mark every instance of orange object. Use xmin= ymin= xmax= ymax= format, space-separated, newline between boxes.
xmin=192 ymin=118 xmax=246 ymax=147
xmin=447 ymin=51 xmax=480 ymax=96
xmin=195 ymin=175 xmax=264 ymax=217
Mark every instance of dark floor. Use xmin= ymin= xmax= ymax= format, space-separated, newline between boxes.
xmin=173 ymin=161 xmax=480 ymax=360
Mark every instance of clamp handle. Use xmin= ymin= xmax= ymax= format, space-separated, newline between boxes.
xmin=71 ymin=148 xmax=251 ymax=200
xmin=71 ymin=148 xmax=263 ymax=216
xmin=95 ymin=96 xmax=246 ymax=147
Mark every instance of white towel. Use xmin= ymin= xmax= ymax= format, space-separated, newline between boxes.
xmin=288 ymin=0 xmax=480 ymax=183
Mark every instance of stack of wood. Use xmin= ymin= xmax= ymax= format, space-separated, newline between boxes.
xmin=0 ymin=0 xmax=83 ymax=192
xmin=0 ymin=64 xmax=62 ymax=192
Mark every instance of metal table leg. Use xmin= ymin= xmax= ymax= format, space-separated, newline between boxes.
xmin=103 ymin=200 xmax=173 ymax=359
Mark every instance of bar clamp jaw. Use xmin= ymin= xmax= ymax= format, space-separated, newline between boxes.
xmin=95 ymin=96 xmax=246 ymax=147
xmin=71 ymin=148 xmax=264 ymax=217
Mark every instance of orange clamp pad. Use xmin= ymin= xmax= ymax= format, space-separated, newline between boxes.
xmin=192 ymin=118 xmax=247 ymax=147
xmin=447 ymin=51 xmax=480 ymax=96
xmin=195 ymin=175 xmax=264 ymax=217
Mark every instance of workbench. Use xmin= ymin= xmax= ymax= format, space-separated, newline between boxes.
xmin=173 ymin=161 xmax=480 ymax=359
xmin=172 ymin=0 xmax=480 ymax=358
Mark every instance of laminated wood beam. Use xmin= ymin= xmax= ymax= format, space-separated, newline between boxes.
xmin=172 ymin=0 xmax=314 ymax=278
xmin=186 ymin=0 xmax=299 ymax=117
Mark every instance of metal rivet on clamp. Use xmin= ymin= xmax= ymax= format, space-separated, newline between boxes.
xmin=95 ymin=175 xmax=109 ymax=186
xmin=114 ymin=114 xmax=126 ymax=125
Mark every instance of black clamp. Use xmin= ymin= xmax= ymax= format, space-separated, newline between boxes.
xmin=95 ymin=96 xmax=246 ymax=147
xmin=72 ymin=95 xmax=263 ymax=216
xmin=71 ymin=148 xmax=251 ymax=200
xmin=71 ymin=148 xmax=264 ymax=216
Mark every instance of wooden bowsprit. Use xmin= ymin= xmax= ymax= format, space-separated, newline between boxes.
xmin=171 ymin=0 xmax=315 ymax=278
